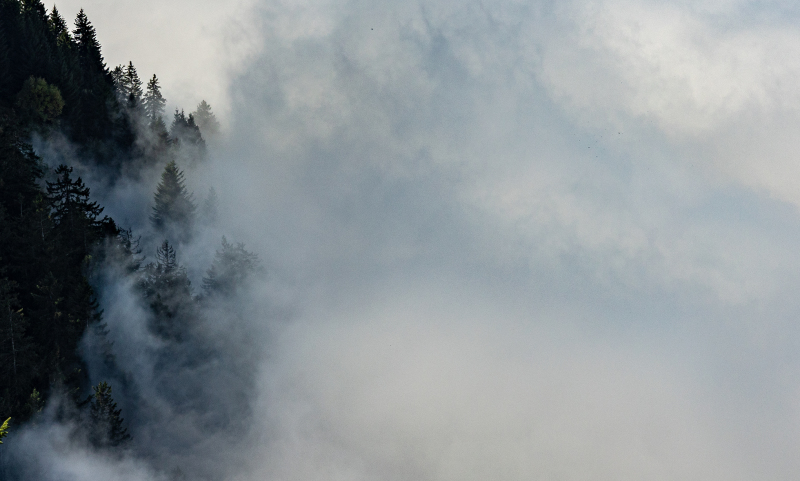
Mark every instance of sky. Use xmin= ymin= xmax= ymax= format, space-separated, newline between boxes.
xmin=23 ymin=0 xmax=800 ymax=479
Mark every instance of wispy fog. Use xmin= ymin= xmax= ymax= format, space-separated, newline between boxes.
xmin=10 ymin=0 xmax=800 ymax=479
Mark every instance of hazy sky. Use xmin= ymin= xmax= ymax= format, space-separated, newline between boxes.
xmin=37 ymin=0 xmax=800 ymax=479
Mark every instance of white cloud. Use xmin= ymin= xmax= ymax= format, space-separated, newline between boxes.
xmin=22 ymin=0 xmax=800 ymax=479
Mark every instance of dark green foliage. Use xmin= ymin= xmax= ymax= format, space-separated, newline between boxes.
xmin=0 ymin=277 xmax=34 ymax=418
xmin=150 ymin=160 xmax=196 ymax=238
xmin=47 ymin=164 xmax=108 ymax=256
xmin=202 ymin=237 xmax=260 ymax=297
xmin=0 ymin=1 xmax=137 ymax=166
xmin=15 ymin=76 xmax=64 ymax=125
xmin=88 ymin=381 xmax=130 ymax=448
xmin=47 ymin=6 xmax=71 ymax=47
xmin=0 ymin=116 xmax=118 ymax=422
xmin=72 ymin=9 xmax=103 ymax=74
xmin=111 ymin=61 xmax=144 ymax=136
xmin=0 ymin=1 xmax=242 ymax=465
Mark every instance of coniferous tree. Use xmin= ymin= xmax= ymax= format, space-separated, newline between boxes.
xmin=111 ymin=64 xmax=123 ymax=89
xmin=143 ymin=74 xmax=166 ymax=124
xmin=88 ymin=381 xmax=130 ymax=448
xmin=150 ymin=160 xmax=195 ymax=238
xmin=122 ymin=61 xmax=142 ymax=110
xmin=47 ymin=6 xmax=71 ymax=47
xmin=143 ymin=74 xmax=168 ymax=148
xmin=202 ymin=237 xmax=260 ymax=297
xmin=47 ymin=164 xmax=108 ymax=256
xmin=170 ymin=109 xmax=205 ymax=161
xmin=192 ymin=100 xmax=220 ymax=138
xmin=140 ymin=240 xmax=194 ymax=340
xmin=0 ymin=0 xmax=138 ymax=427
xmin=72 ymin=9 xmax=103 ymax=73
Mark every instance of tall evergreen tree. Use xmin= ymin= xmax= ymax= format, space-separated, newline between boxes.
xmin=72 ymin=9 xmax=103 ymax=73
xmin=47 ymin=6 xmax=71 ymax=47
xmin=143 ymin=74 xmax=166 ymax=124
xmin=140 ymin=240 xmax=193 ymax=340
xmin=169 ymin=109 xmax=205 ymax=159
xmin=150 ymin=160 xmax=195 ymax=238
xmin=47 ymin=164 xmax=108 ymax=256
xmin=192 ymin=100 xmax=220 ymax=138
xmin=88 ymin=381 xmax=130 ymax=448
xmin=121 ymin=61 xmax=142 ymax=110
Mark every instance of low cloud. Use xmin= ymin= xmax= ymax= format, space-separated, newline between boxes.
xmin=12 ymin=0 xmax=800 ymax=479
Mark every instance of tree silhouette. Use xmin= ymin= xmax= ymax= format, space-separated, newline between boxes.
xmin=192 ymin=100 xmax=220 ymax=138
xmin=88 ymin=381 xmax=130 ymax=448
xmin=150 ymin=160 xmax=195 ymax=239
xmin=140 ymin=240 xmax=194 ymax=340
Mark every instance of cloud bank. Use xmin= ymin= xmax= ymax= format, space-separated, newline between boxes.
xmin=12 ymin=0 xmax=800 ymax=479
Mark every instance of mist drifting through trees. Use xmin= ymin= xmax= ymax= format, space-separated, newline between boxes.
xmin=5 ymin=0 xmax=800 ymax=480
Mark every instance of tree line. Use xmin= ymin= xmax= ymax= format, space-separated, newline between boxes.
xmin=0 ymin=0 xmax=258 ymax=460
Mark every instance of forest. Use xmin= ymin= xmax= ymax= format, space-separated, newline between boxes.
xmin=0 ymin=0 xmax=258 ymax=477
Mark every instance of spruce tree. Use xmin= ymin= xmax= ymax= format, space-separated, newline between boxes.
xmin=192 ymin=100 xmax=220 ymax=138
xmin=72 ymin=9 xmax=104 ymax=73
xmin=88 ymin=381 xmax=130 ymax=448
xmin=122 ymin=61 xmax=142 ymax=109
xmin=170 ymin=109 xmax=205 ymax=155
xmin=143 ymin=74 xmax=166 ymax=125
xmin=47 ymin=6 xmax=71 ymax=47
xmin=140 ymin=240 xmax=194 ymax=340
xmin=111 ymin=65 xmax=123 ymax=91
xmin=150 ymin=160 xmax=195 ymax=238
xmin=47 ymin=164 xmax=106 ymax=256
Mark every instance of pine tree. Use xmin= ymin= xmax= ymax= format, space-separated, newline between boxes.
xmin=150 ymin=160 xmax=195 ymax=238
xmin=143 ymin=74 xmax=166 ymax=125
xmin=202 ymin=237 xmax=260 ymax=297
xmin=140 ymin=240 xmax=194 ymax=340
xmin=47 ymin=164 xmax=106 ymax=257
xmin=192 ymin=100 xmax=220 ymax=138
xmin=169 ymin=109 xmax=206 ymax=165
xmin=72 ymin=9 xmax=104 ymax=73
xmin=88 ymin=381 xmax=130 ymax=448
xmin=122 ymin=61 xmax=142 ymax=109
xmin=111 ymin=65 xmax=123 ymax=90
xmin=47 ymin=6 xmax=71 ymax=47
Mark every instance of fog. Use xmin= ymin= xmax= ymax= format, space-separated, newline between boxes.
xmin=9 ymin=0 xmax=800 ymax=479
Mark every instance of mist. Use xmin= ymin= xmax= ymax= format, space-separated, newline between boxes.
xmin=7 ymin=0 xmax=800 ymax=479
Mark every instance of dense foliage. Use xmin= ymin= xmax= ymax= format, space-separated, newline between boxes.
xmin=0 ymin=0 xmax=248 ymax=470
